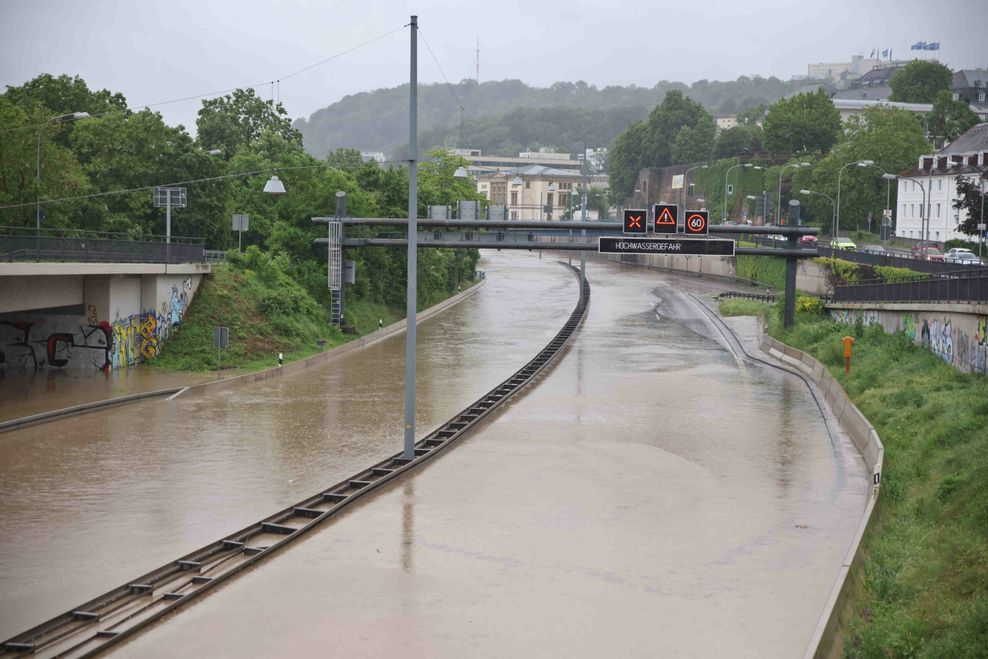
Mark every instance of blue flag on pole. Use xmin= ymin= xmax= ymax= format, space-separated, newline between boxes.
xmin=882 ymin=49 xmax=889 ymax=58
xmin=911 ymin=41 xmax=925 ymax=50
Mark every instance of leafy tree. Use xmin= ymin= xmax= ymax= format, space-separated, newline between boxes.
xmin=953 ymin=173 xmax=988 ymax=236
xmin=0 ymin=96 xmax=89 ymax=228
xmin=70 ymin=109 xmax=228 ymax=238
xmin=715 ymin=124 xmax=763 ymax=158
xmin=762 ymin=89 xmax=841 ymax=155
xmin=737 ymin=103 xmax=768 ymax=125
xmin=196 ymin=88 xmax=301 ymax=159
xmin=671 ymin=118 xmax=716 ymax=165
xmin=325 ymin=148 xmax=366 ymax=173
xmin=3 ymin=73 xmax=128 ymax=120
xmin=890 ymin=60 xmax=952 ymax=103
xmin=928 ymin=90 xmax=980 ymax=143
xmin=794 ymin=107 xmax=931 ymax=235
xmin=644 ymin=90 xmax=712 ymax=167
xmin=607 ymin=120 xmax=648 ymax=199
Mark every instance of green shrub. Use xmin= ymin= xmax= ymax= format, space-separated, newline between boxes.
xmin=795 ymin=295 xmax=824 ymax=315
xmin=874 ymin=265 xmax=923 ymax=283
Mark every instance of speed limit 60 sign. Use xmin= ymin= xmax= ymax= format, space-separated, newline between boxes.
xmin=684 ymin=210 xmax=709 ymax=236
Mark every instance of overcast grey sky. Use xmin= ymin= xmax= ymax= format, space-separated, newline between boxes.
xmin=2 ymin=0 xmax=986 ymax=134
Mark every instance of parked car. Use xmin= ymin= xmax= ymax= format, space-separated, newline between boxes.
xmin=915 ymin=246 xmax=944 ymax=261
xmin=911 ymin=241 xmax=938 ymax=256
xmin=799 ymin=235 xmax=818 ymax=246
xmin=944 ymin=248 xmax=976 ymax=263
xmin=860 ymin=244 xmax=889 ymax=255
xmin=955 ymin=252 xmax=983 ymax=266
xmin=830 ymin=238 xmax=857 ymax=251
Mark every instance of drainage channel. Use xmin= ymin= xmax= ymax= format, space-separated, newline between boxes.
xmin=1 ymin=263 xmax=590 ymax=658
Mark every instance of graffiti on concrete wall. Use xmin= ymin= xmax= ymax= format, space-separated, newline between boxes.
xmin=0 ymin=319 xmax=112 ymax=370
xmin=830 ymin=309 xmax=987 ymax=377
xmin=972 ymin=316 xmax=988 ymax=375
xmin=921 ymin=318 xmax=953 ymax=365
xmin=1 ymin=277 xmax=196 ymax=370
xmin=902 ymin=314 xmax=916 ymax=341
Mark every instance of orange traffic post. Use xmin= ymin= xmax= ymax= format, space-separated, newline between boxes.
xmin=842 ymin=336 xmax=855 ymax=374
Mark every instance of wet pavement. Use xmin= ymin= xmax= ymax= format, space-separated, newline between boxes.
xmin=0 ymin=367 xmax=212 ymax=423
xmin=0 ymin=251 xmax=868 ymax=657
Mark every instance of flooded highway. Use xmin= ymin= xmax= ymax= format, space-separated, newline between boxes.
xmin=0 ymin=251 xmax=868 ymax=657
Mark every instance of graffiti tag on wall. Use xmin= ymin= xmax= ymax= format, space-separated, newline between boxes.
xmin=1 ymin=277 xmax=195 ymax=370
xmin=830 ymin=308 xmax=988 ymax=376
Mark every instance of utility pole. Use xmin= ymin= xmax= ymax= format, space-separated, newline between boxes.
xmin=403 ymin=16 xmax=418 ymax=462
xmin=581 ymin=141 xmax=589 ymax=287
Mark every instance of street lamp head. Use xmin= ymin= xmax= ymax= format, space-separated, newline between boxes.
xmin=453 ymin=166 xmax=469 ymax=179
xmin=752 ymin=166 xmax=763 ymax=170
xmin=799 ymin=189 xmax=812 ymax=195
xmin=71 ymin=112 xmax=91 ymax=120
xmin=882 ymin=173 xmax=897 ymax=181
xmin=206 ymin=148 xmax=222 ymax=156
xmin=743 ymin=163 xmax=753 ymax=168
xmin=263 ymin=173 xmax=286 ymax=195
xmin=745 ymin=194 xmax=757 ymax=200
xmin=510 ymin=176 xmax=523 ymax=186
xmin=860 ymin=160 xmax=874 ymax=165
xmin=798 ymin=162 xmax=811 ymax=167
xmin=699 ymin=164 xmax=709 ymax=169
xmin=548 ymin=182 xmax=558 ymax=191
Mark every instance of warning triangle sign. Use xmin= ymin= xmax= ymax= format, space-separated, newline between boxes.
xmin=656 ymin=208 xmax=676 ymax=225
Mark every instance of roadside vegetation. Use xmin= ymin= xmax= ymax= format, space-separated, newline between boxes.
xmin=720 ymin=297 xmax=988 ymax=658
xmin=154 ymin=247 xmax=476 ymax=372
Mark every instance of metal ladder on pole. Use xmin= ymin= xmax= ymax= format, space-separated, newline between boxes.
xmin=327 ymin=221 xmax=343 ymax=324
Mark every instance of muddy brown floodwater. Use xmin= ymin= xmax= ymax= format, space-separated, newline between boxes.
xmin=0 ymin=251 xmax=868 ymax=657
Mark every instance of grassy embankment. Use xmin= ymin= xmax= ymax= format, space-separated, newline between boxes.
xmin=719 ymin=298 xmax=988 ymax=657
xmin=153 ymin=255 xmax=471 ymax=373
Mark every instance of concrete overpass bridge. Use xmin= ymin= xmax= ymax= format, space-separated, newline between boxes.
xmin=0 ymin=227 xmax=211 ymax=370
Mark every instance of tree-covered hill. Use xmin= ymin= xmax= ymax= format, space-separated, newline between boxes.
xmin=294 ymin=76 xmax=808 ymax=159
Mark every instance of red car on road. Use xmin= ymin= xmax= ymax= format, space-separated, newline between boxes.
xmin=915 ymin=246 xmax=944 ymax=261
xmin=910 ymin=241 xmax=938 ymax=257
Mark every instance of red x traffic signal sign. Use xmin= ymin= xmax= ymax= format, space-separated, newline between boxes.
xmin=684 ymin=210 xmax=709 ymax=236
xmin=623 ymin=209 xmax=647 ymax=235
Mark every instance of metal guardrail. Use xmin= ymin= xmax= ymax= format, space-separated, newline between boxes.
xmin=834 ymin=271 xmax=988 ymax=304
xmin=0 ymin=226 xmax=206 ymax=264
xmin=718 ymin=291 xmax=778 ymax=303
xmin=815 ymin=244 xmax=988 ymax=275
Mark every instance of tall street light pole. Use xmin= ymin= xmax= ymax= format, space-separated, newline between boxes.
xmin=403 ymin=15 xmax=419 ymax=462
xmin=800 ymin=188 xmax=835 ymax=242
xmin=683 ymin=164 xmax=708 ymax=213
xmin=835 ymin=159 xmax=874 ymax=239
xmin=723 ymin=162 xmax=754 ymax=222
xmin=777 ymin=162 xmax=810 ymax=224
xmin=36 ymin=111 xmax=90 ymax=232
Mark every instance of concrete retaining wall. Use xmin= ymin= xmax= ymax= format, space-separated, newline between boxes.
xmin=758 ymin=326 xmax=883 ymax=659
xmin=827 ymin=302 xmax=988 ymax=376
xmin=589 ymin=249 xmax=834 ymax=295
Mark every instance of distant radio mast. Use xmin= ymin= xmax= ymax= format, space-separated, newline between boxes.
xmin=476 ymin=37 xmax=480 ymax=83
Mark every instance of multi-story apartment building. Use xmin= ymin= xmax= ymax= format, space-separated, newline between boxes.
xmin=895 ymin=123 xmax=988 ymax=244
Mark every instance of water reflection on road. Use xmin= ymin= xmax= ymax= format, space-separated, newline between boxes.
xmin=122 ymin=252 xmax=865 ymax=658
xmin=0 ymin=251 xmax=867 ymax=657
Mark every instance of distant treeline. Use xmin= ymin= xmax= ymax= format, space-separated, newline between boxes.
xmin=294 ymin=76 xmax=810 ymax=159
